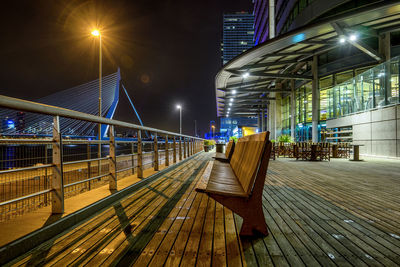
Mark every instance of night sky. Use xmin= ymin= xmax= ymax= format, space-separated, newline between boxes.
xmin=0 ymin=0 xmax=253 ymax=136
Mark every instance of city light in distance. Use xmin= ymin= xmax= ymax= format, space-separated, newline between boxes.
xmin=91 ymin=29 xmax=100 ymax=36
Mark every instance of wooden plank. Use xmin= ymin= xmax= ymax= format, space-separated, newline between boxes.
xmin=267 ymin=173 xmax=394 ymax=266
xmin=196 ymin=198 xmax=215 ymax=267
xmin=212 ymin=202 xmax=227 ymax=267
xmin=141 ymin=167 xmax=204 ymax=266
xmin=179 ymin=188 xmax=209 ymax=266
xmin=234 ymin=214 xmax=258 ymax=267
xmin=224 ymin=207 xmax=244 ymax=267
xmin=263 ymin=187 xmax=347 ymax=267
xmin=10 ymin=156 xmax=202 ymax=266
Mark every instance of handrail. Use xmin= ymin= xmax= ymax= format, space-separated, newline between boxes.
xmin=0 ymin=95 xmax=204 ymax=140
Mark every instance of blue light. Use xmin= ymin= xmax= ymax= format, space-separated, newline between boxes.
xmin=7 ymin=119 xmax=15 ymax=129
xmin=293 ymin=33 xmax=306 ymax=43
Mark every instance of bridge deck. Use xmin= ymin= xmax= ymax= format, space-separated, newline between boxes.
xmin=5 ymin=154 xmax=400 ymax=266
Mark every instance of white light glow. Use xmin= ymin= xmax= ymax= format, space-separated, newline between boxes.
xmin=230 ymin=98 xmax=234 ymax=102
xmin=339 ymin=37 xmax=346 ymax=43
xmin=176 ymin=105 xmax=181 ymax=109
xmin=349 ymin=34 xmax=357 ymax=41
xmin=242 ymin=72 xmax=249 ymax=78
xmin=232 ymin=90 xmax=237 ymax=94
xmin=229 ymin=103 xmax=232 ymax=106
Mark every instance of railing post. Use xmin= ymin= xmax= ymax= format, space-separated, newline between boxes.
xmin=165 ymin=135 xmax=169 ymax=166
xmin=137 ymin=130 xmax=143 ymax=178
xmin=131 ymin=142 xmax=135 ymax=174
xmin=109 ymin=125 xmax=117 ymax=190
xmin=179 ymin=137 xmax=182 ymax=161
xmin=183 ymin=138 xmax=186 ymax=158
xmin=186 ymin=138 xmax=189 ymax=157
xmin=173 ymin=136 xmax=177 ymax=163
xmin=154 ymin=132 xmax=159 ymax=171
xmin=87 ymin=143 xmax=91 ymax=190
xmin=52 ymin=115 xmax=64 ymax=214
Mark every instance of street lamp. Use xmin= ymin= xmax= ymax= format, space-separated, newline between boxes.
xmin=176 ymin=105 xmax=182 ymax=134
xmin=211 ymin=125 xmax=215 ymax=137
xmin=92 ymin=29 xmax=102 ymax=156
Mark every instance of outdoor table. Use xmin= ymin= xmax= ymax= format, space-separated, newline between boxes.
xmin=350 ymin=144 xmax=364 ymax=161
xmin=331 ymin=144 xmax=339 ymax=158
xmin=310 ymin=144 xmax=318 ymax=161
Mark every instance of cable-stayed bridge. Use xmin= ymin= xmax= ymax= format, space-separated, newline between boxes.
xmin=0 ymin=68 xmax=143 ymax=138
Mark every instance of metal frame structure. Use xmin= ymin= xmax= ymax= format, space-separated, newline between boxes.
xmin=0 ymin=95 xmax=204 ymax=220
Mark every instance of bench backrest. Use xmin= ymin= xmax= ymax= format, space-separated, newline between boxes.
xmin=230 ymin=132 xmax=269 ymax=195
xmin=225 ymin=140 xmax=235 ymax=160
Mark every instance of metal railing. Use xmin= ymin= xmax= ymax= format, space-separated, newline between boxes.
xmin=0 ymin=95 xmax=204 ymax=221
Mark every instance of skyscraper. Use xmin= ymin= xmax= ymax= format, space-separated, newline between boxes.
xmin=221 ymin=12 xmax=254 ymax=65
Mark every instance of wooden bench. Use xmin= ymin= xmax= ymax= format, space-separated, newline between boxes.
xmin=214 ymin=139 xmax=235 ymax=163
xmin=197 ymin=132 xmax=272 ymax=236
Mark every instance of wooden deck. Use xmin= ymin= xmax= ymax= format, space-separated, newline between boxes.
xmin=4 ymin=154 xmax=400 ymax=266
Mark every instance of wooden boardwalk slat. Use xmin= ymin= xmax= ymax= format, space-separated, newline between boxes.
xmin=4 ymin=155 xmax=400 ymax=267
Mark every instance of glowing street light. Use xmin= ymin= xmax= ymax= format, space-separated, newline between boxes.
xmin=232 ymin=90 xmax=237 ymax=94
xmin=91 ymin=28 xmax=102 ymax=158
xmin=176 ymin=105 xmax=182 ymax=134
xmin=91 ymin=29 xmax=100 ymax=36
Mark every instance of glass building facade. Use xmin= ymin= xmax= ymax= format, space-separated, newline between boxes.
xmin=222 ymin=12 xmax=255 ymax=65
xmin=278 ymin=56 xmax=400 ymax=141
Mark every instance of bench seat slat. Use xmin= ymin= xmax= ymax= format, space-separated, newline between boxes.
xmin=205 ymin=162 xmax=246 ymax=197
xmin=205 ymin=181 xmax=247 ymax=197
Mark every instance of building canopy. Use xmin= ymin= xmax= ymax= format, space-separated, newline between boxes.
xmin=216 ymin=1 xmax=400 ymax=117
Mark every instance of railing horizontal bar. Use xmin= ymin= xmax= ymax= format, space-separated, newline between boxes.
xmin=0 ymin=138 xmax=53 ymax=144
xmin=0 ymin=164 xmax=53 ymax=174
xmin=63 ymin=173 xmax=110 ymax=188
xmin=63 ymin=140 xmax=108 ymax=144
xmin=0 ymin=95 xmax=204 ymax=140
xmin=63 ymin=156 xmax=110 ymax=166
xmin=116 ymin=166 xmax=134 ymax=173
xmin=116 ymin=153 xmax=135 ymax=158
xmin=0 ymin=189 xmax=52 ymax=207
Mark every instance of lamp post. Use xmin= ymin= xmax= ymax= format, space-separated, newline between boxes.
xmin=176 ymin=105 xmax=182 ymax=134
xmin=212 ymin=125 xmax=215 ymax=137
xmin=91 ymin=29 xmax=102 ymax=157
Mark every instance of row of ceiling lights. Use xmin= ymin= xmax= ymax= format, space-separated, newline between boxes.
xmin=224 ymin=33 xmax=359 ymax=118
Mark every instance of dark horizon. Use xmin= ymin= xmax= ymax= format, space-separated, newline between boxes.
xmin=0 ymin=0 xmax=253 ymax=137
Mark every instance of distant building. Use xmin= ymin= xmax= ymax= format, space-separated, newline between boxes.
xmin=221 ymin=12 xmax=255 ymax=65
xmin=219 ymin=117 xmax=258 ymax=139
